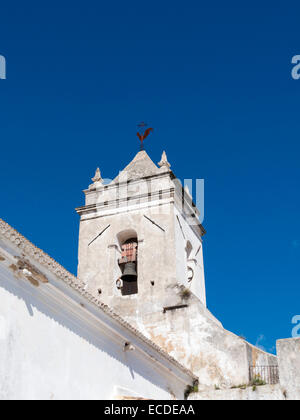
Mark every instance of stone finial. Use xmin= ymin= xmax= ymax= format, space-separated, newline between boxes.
xmin=89 ymin=167 xmax=103 ymax=189
xmin=91 ymin=167 xmax=103 ymax=183
xmin=158 ymin=151 xmax=171 ymax=170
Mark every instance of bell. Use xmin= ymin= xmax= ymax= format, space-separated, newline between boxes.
xmin=121 ymin=262 xmax=137 ymax=281
xmin=121 ymin=262 xmax=138 ymax=295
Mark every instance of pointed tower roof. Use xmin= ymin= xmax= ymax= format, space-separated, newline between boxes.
xmin=113 ymin=150 xmax=161 ymax=183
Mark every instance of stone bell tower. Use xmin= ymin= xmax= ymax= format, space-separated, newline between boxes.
xmin=76 ymin=150 xmax=206 ymax=324
xmin=76 ymin=149 xmax=275 ymax=389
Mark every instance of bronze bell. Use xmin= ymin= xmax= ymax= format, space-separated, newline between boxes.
xmin=121 ymin=262 xmax=138 ymax=295
xmin=121 ymin=262 xmax=137 ymax=281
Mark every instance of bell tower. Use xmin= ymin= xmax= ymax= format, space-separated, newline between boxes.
xmin=75 ymin=149 xmax=278 ymax=388
xmin=76 ymin=150 xmax=206 ymax=324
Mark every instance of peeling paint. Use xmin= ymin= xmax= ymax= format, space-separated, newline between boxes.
xmin=25 ymin=276 xmax=39 ymax=287
xmin=9 ymin=264 xmax=18 ymax=273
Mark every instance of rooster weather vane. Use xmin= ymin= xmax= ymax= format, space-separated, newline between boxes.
xmin=137 ymin=122 xmax=153 ymax=151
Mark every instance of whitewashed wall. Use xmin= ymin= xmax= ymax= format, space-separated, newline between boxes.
xmin=174 ymin=208 xmax=206 ymax=306
xmin=0 ymin=260 xmax=190 ymax=400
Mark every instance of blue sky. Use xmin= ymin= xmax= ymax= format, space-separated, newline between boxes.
xmin=0 ymin=1 xmax=299 ymax=353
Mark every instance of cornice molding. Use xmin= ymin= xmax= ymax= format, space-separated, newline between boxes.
xmin=84 ymin=170 xmax=172 ymax=195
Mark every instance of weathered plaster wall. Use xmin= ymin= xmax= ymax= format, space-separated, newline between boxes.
xmin=136 ymin=295 xmax=277 ymax=388
xmin=277 ymin=337 xmax=300 ymax=400
xmin=77 ymin=164 xmax=206 ymax=322
xmin=188 ymin=384 xmax=285 ymax=400
xmin=77 ymin=200 xmax=179 ymax=324
xmin=76 ymin=151 xmax=276 ymax=391
xmin=174 ymin=208 xmax=206 ymax=306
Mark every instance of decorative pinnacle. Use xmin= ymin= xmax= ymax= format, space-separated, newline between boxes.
xmin=91 ymin=167 xmax=103 ymax=183
xmin=158 ymin=151 xmax=171 ymax=170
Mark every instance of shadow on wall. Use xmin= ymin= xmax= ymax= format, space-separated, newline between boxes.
xmin=0 ymin=273 xmax=174 ymax=396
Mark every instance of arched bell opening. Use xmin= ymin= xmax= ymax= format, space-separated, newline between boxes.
xmin=117 ymin=236 xmax=138 ymax=296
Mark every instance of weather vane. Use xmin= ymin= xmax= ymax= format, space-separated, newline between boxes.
xmin=137 ymin=122 xmax=153 ymax=151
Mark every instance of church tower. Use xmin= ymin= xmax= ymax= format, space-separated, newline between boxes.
xmin=76 ymin=150 xmax=206 ymax=324
xmin=76 ymin=148 xmax=277 ymax=388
